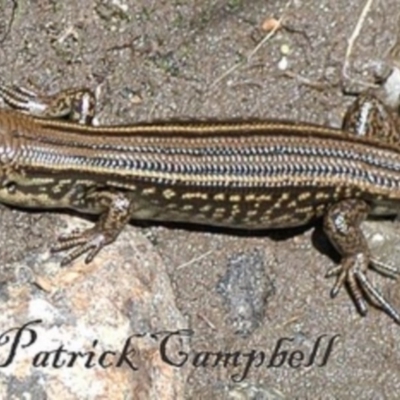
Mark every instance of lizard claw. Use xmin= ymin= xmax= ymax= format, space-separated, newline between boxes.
xmin=327 ymin=253 xmax=400 ymax=323
xmin=52 ymin=228 xmax=114 ymax=266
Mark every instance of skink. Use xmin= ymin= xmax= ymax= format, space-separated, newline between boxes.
xmin=0 ymin=80 xmax=399 ymax=323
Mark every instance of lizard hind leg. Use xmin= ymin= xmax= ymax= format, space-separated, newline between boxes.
xmin=323 ymin=198 xmax=400 ymax=323
xmin=343 ymin=91 xmax=400 ymax=144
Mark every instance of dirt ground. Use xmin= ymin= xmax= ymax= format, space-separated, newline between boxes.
xmin=0 ymin=0 xmax=400 ymax=398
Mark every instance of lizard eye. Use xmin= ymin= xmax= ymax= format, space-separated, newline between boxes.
xmin=5 ymin=181 xmax=16 ymax=194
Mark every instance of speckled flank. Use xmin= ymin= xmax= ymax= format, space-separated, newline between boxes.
xmin=0 ymin=82 xmax=399 ymax=323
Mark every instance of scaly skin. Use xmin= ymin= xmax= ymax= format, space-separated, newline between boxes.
xmin=0 ymin=81 xmax=399 ymax=323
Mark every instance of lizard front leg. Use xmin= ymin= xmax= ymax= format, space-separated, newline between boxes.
xmin=52 ymin=190 xmax=136 ymax=266
xmin=0 ymin=79 xmax=96 ymax=124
